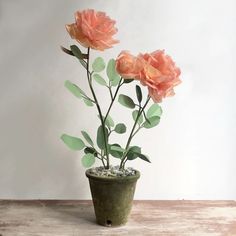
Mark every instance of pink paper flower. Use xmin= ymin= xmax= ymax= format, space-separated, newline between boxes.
xmin=115 ymin=51 xmax=143 ymax=79
xmin=139 ymin=50 xmax=181 ymax=102
xmin=116 ymin=50 xmax=181 ymax=102
xmin=66 ymin=9 xmax=119 ymax=51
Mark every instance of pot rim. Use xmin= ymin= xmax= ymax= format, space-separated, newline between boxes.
xmin=85 ymin=168 xmax=140 ymax=182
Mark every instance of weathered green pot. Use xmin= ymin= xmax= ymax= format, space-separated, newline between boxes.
xmin=86 ymin=169 xmax=140 ymax=227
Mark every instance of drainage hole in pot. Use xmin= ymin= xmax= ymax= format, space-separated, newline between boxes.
xmin=106 ymin=220 xmax=112 ymax=226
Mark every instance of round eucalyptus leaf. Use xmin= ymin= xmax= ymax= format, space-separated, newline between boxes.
xmin=118 ymin=94 xmax=135 ymax=109
xmin=82 ymin=153 xmax=95 ymax=168
xmin=127 ymin=146 xmax=141 ymax=160
xmin=81 ymin=131 xmax=93 ymax=146
xmin=132 ymin=110 xmax=143 ymax=125
xmin=96 ymin=126 xmax=108 ymax=150
xmin=61 ymin=134 xmax=85 ymax=150
xmin=105 ymin=115 xmax=115 ymax=128
xmin=143 ymin=116 xmax=160 ymax=129
xmin=106 ymin=59 xmax=120 ymax=86
xmin=83 ymin=98 xmax=94 ymax=106
xmin=92 ymin=57 xmax=105 ymax=72
xmin=114 ymin=123 xmax=126 ymax=134
xmin=109 ymin=144 xmax=124 ymax=159
xmin=64 ymin=80 xmax=85 ymax=99
xmin=93 ymin=74 xmax=107 ymax=86
xmin=147 ymin=104 xmax=163 ymax=118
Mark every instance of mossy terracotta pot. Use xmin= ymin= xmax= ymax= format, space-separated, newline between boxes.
xmin=86 ymin=169 xmax=140 ymax=227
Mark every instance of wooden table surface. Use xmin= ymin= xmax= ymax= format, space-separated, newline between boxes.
xmin=0 ymin=200 xmax=236 ymax=236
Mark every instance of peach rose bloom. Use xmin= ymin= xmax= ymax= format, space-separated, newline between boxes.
xmin=138 ymin=50 xmax=181 ymax=102
xmin=116 ymin=50 xmax=181 ymax=103
xmin=115 ymin=51 xmax=143 ymax=79
xmin=66 ymin=9 xmax=119 ymax=51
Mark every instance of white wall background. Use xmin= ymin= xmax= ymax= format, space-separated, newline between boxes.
xmin=0 ymin=0 xmax=235 ymax=200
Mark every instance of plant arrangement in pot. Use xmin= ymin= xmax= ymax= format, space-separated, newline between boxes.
xmin=61 ymin=9 xmax=181 ymax=227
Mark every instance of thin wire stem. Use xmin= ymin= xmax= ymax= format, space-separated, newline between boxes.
xmin=86 ymin=47 xmax=110 ymax=169
xmin=119 ymin=96 xmax=151 ymax=169
xmin=104 ymin=79 xmax=123 ymax=122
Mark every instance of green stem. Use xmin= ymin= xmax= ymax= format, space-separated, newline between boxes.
xmin=122 ymin=157 xmax=129 ymax=168
xmin=108 ymin=129 xmax=114 ymax=138
xmin=119 ymin=107 xmax=141 ymax=169
xmin=100 ymin=156 xmax=106 ymax=168
xmin=143 ymin=109 xmax=150 ymax=124
xmin=108 ymin=86 xmax=113 ymax=100
xmin=104 ymin=79 xmax=123 ymax=122
xmin=119 ymin=96 xmax=151 ymax=169
xmin=131 ymin=126 xmax=142 ymax=138
xmin=86 ymin=47 xmax=110 ymax=169
xmin=95 ymin=153 xmax=106 ymax=168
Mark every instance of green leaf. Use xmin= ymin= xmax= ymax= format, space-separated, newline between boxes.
xmin=106 ymin=59 xmax=120 ymax=86
xmin=81 ymin=131 xmax=93 ymax=146
xmin=82 ymin=153 xmax=95 ymax=168
xmin=97 ymin=115 xmax=115 ymax=128
xmin=136 ymin=85 xmax=142 ymax=103
xmin=143 ymin=116 xmax=160 ymax=129
xmin=61 ymin=134 xmax=85 ymax=150
xmin=84 ymin=147 xmax=97 ymax=156
xmin=64 ymin=80 xmax=85 ymax=99
xmin=93 ymin=74 xmax=107 ymax=86
xmin=123 ymin=79 xmax=134 ymax=83
xmin=114 ymin=123 xmax=126 ymax=134
xmin=132 ymin=110 xmax=143 ymax=125
xmin=96 ymin=125 xmax=108 ymax=150
xmin=108 ymin=144 xmax=123 ymax=158
xmin=110 ymin=145 xmax=125 ymax=153
xmin=61 ymin=46 xmax=74 ymax=56
xmin=70 ymin=45 xmax=87 ymax=69
xmin=70 ymin=45 xmax=83 ymax=58
xmin=136 ymin=153 xmax=151 ymax=163
xmin=105 ymin=115 xmax=115 ymax=128
xmin=83 ymin=98 xmax=94 ymax=106
xmin=111 ymin=77 xmax=121 ymax=87
xmin=147 ymin=104 xmax=163 ymax=118
xmin=92 ymin=57 xmax=106 ymax=72
xmin=143 ymin=111 xmax=151 ymax=124
xmin=127 ymin=146 xmax=141 ymax=160
xmin=118 ymin=94 xmax=135 ymax=109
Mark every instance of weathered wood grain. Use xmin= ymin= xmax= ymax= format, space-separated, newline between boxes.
xmin=0 ymin=200 xmax=236 ymax=235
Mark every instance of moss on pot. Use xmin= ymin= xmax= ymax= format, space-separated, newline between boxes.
xmin=86 ymin=168 xmax=140 ymax=227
